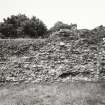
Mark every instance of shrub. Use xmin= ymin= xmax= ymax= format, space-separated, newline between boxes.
xmin=49 ymin=21 xmax=77 ymax=33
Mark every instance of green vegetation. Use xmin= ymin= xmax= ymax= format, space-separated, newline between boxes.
xmin=0 ymin=14 xmax=47 ymax=38
xmin=49 ymin=21 xmax=77 ymax=33
xmin=0 ymin=82 xmax=105 ymax=105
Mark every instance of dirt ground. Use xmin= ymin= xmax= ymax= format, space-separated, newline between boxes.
xmin=0 ymin=81 xmax=105 ymax=105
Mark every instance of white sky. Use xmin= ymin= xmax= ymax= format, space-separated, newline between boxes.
xmin=0 ymin=0 xmax=105 ymax=29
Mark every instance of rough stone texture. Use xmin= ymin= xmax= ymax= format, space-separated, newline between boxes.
xmin=0 ymin=26 xmax=105 ymax=83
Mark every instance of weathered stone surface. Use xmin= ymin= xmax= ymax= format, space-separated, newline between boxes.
xmin=0 ymin=26 xmax=105 ymax=83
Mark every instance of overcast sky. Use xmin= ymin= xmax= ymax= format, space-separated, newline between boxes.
xmin=0 ymin=0 xmax=105 ymax=29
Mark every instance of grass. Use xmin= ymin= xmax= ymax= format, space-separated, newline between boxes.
xmin=0 ymin=81 xmax=105 ymax=105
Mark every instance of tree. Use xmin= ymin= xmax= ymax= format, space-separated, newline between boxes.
xmin=49 ymin=21 xmax=75 ymax=33
xmin=0 ymin=14 xmax=47 ymax=38
xmin=23 ymin=16 xmax=47 ymax=38
xmin=0 ymin=14 xmax=29 ymax=38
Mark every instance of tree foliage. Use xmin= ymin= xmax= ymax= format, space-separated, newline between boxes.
xmin=0 ymin=14 xmax=47 ymax=38
xmin=23 ymin=16 xmax=47 ymax=38
xmin=49 ymin=21 xmax=76 ymax=33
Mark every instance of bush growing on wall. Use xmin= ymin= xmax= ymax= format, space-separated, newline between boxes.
xmin=49 ymin=21 xmax=76 ymax=33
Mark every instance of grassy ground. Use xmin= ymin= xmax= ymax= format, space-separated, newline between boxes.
xmin=0 ymin=81 xmax=105 ymax=105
